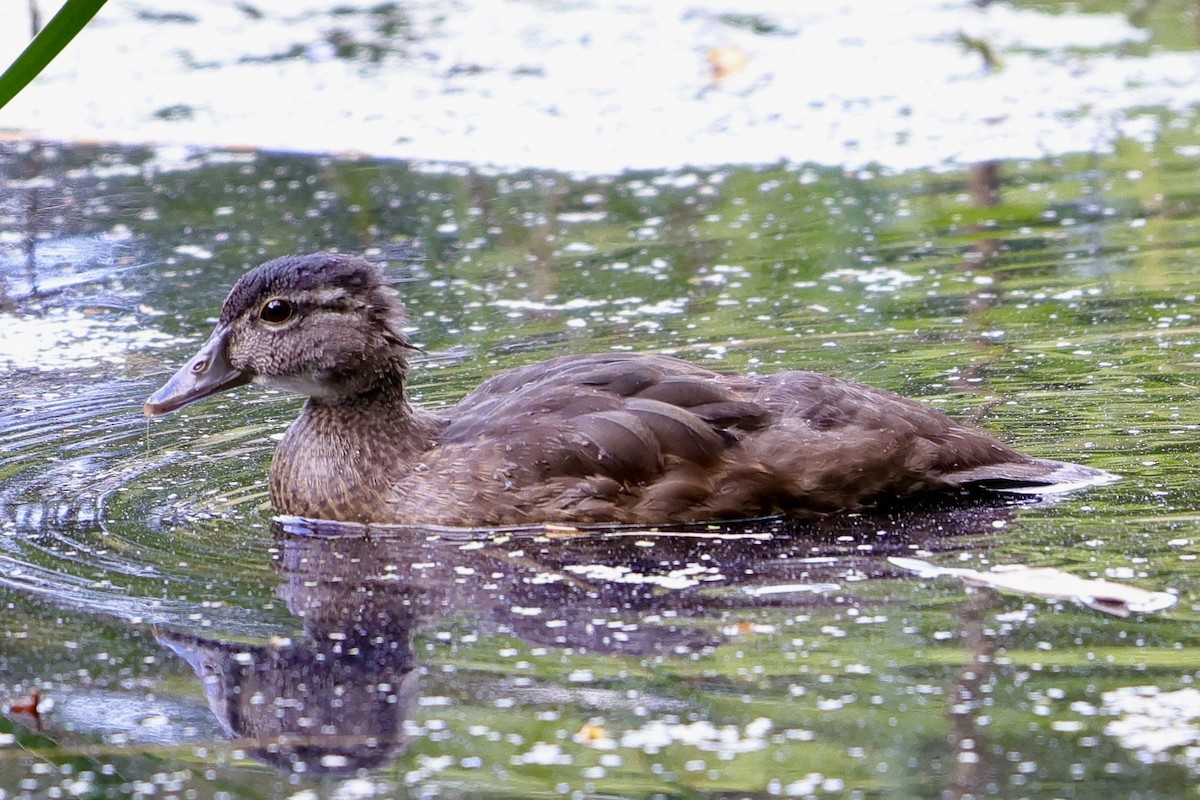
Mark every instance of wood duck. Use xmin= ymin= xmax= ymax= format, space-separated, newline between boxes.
xmin=144 ymin=253 xmax=1115 ymax=526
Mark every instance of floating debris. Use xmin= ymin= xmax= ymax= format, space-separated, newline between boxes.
xmin=707 ymin=45 xmax=749 ymax=83
xmin=1104 ymin=686 xmax=1200 ymax=760
xmin=5 ymin=687 xmax=43 ymax=730
xmin=889 ymin=556 xmax=1176 ymax=617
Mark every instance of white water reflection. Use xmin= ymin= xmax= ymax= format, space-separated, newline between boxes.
xmin=0 ymin=308 xmax=176 ymax=371
xmin=4 ymin=0 xmax=1198 ymax=173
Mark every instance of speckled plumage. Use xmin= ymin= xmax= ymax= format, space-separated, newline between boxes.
xmin=145 ymin=253 xmax=1115 ymax=526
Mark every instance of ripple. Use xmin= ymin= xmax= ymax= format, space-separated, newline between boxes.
xmin=0 ymin=377 xmax=291 ymax=636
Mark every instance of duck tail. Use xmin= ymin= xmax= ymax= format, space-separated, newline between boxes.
xmin=947 ymin=458 xmax=1119 ymax=495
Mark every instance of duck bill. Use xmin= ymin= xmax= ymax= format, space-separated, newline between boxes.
xmin=143 ymin=327 xmax=252 ymax=416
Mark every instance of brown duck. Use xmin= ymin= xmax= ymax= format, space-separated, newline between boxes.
xmin=144 ymin=253 xmax=1114 ymax=526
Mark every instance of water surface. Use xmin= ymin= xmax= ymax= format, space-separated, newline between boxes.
xmin=1 ymin=136 xmax=1200 ymax=798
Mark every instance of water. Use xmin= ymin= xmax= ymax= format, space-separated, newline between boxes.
xmin=3 ymin=0 xmax=1197 ymax=174
xmin=1 ymin=136 xmax=1200 ymax=798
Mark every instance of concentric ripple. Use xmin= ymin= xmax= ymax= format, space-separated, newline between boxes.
xmin=0 ymin=374 xmax=295 ymax=636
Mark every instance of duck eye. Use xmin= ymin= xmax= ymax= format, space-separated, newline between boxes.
xmin=260 ymin=298 xmax=294 ymax=324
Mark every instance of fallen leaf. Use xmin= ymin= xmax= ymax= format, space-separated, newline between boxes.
xmin=574 ymin=722 xmax=610 ymax=743
xmin=708 ymin=46 xmax=748 ymax=83
xmin=6 ymin=688 xmax=43 ymax=730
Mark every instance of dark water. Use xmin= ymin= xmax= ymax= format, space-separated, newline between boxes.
xmin=2 ymin=135 xmax=1200 ymax=798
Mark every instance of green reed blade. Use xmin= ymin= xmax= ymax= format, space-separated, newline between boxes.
xmin=0 ymin=0 xmax=109 ymax=111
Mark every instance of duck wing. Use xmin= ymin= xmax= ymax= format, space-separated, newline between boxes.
xmin=402 ymin=353 xmax=765 ymax=522
xmin=398 ymin=354 xmax=1111 ymax=524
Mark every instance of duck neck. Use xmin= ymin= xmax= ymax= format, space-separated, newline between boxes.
xmin=307 ymin=368 xmax=445 ymax=452
xmin=314 ymin=369 xmax=416 ymax=422
xmin=270 ymin=369 xmax=444 ymax=522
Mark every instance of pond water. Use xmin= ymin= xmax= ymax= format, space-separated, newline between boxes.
xmin=2 ymin=132 xmax=1200 ymax=799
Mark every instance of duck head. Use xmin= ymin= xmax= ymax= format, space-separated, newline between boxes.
xmin=144 ymin=253 xmax=416 ymax=416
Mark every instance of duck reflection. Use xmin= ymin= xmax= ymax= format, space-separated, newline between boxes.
xmin=158 ymin=605 xmax=418 ymax=772
xmin=158 ymin=498 xmax=1029 ymax=774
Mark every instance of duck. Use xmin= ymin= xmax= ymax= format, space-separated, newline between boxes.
xmin=144 ymin=252 xmax=1115 ymax=527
